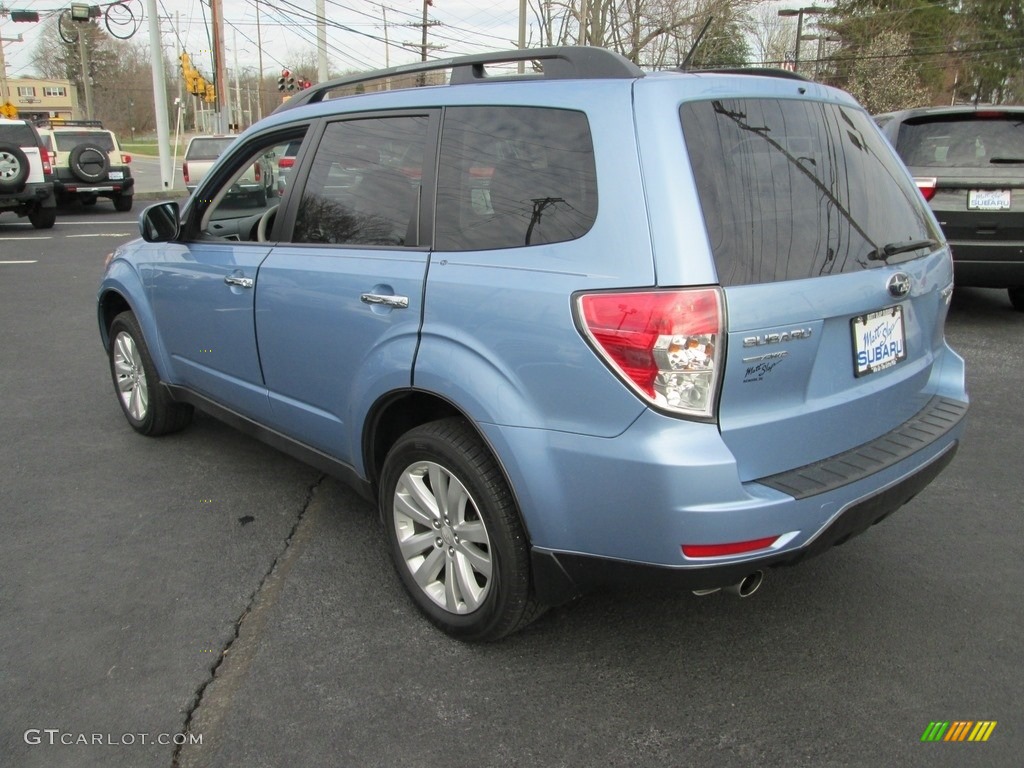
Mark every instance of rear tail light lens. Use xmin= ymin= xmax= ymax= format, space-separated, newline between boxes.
xmin=122 ymin=153 xmax=132 ymax=164
xmin=254 ymin=162 xmax=261 ymax=181
xmin=577 ymin=288 xmax=724 ymax=419
xmin=914 ymin=177 xmax=937 ymax=202
xmin=182 ymin=162 xmax=190 ymax=183
xmin=278 ymin=157 xmax=294 ymax=169
xmin=39 ymin=146 xmax=52 ymax=175
xmin=682 ymin=536 xmax=779 ymax=558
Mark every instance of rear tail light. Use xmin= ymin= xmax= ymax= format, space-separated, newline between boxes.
xmin=39 ymin=146 xmax=52 ymax=175
xmin=577 ymin=288 xmax=724 ymax=419
xmin=253 ymin=162 xmax=261 ymax=181
xmin=122 ymin=153 xmax=132 ymax=164
xmin=682 ymin=536 xmax=779 ymax=558
xmin=182 ymin=162 xmax=190 ymax=183
xmin=278 ymin=157 xmax=295 ymax=169
xmin=915 ymin=177 xmax=937 ymax=202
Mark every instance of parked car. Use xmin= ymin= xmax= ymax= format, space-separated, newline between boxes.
xmin=0 ymin=117 xmax=56 ymax=228
xmin=183 ymin=135 xmax=275 ymax=206
xmin=99 ymin=47 xmax=968 ymax=641
xmin=875 ymin=105 xmax=1024 ymax=310
xmin=36 ymin=119 xmax=133 ymax=211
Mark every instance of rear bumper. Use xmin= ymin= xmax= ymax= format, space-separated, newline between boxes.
xmin=532 ymin=438 xmax=959 ymax=604
xmin=484 ymin=392 xmax=968 ymax=607
xmin=53 ymin=174 xmax=134 ymax=198
xmin=948 ymin=240 xmax=1024 ymax=287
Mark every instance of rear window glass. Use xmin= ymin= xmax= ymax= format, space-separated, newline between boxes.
xmin=0 ymin=122 xmax=38 ymax=145
xmin=186 ymin=138 xmax=234 ymax=160
xmin=894 ymin=113 xmax=1024 ymax=167
xmin=435 ymin=106 xmax=598 ymax=251
xmin=54 ymin=131 xmax=115 ymax=152
xmin=681 ymin=99 xmax=939 ymax=286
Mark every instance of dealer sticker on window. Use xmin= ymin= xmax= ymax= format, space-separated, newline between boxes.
xmin=852 ymin=306 xmax=906 ymax=377
xmin=968 ymin=189 xmax=1010 ymax=210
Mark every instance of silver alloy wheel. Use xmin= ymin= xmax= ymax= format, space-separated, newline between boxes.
xmin=0 ymin=150 xmax=22 ymax=180
xmin=393 ymin=460 xmax=493 ymax=614
xmin=112 ymin=330 xmax=149 ymax=421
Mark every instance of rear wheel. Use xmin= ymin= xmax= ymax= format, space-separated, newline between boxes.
xmin=1009 ymin=287 xmax=1024 ymax=312
xmin=28 ymin=205 xmax=56 ymax=229
xmin=113 ymin=194 xmax=133 ymax=212
xmin=108 ymin=311 xmax=192 ymax=436
xmin=380 ymin=418 xmax=538 ymax=641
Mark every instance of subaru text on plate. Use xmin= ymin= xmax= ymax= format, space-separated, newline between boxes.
xmin=98 ymin=48 xmax=968 ymax=640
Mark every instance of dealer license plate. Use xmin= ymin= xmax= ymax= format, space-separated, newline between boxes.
xmin=852 ymin=306 xmax=906 ymax=377
xmin=968 ymin=189 xmax=1010 ymax=210
xmin=108 ymin=171 xmax=124 ymax=180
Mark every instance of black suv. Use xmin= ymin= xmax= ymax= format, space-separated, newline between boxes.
xmin=0 ymin=118 xmax=56 ymax=228
xmin=36 ymin=119 xmax=134 ymax=211
xmin=875 ymin=105 xmax=1024 ymax=310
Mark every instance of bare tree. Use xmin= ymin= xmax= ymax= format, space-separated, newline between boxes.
xmin=844 ymin=30 xmax=929 ymax=113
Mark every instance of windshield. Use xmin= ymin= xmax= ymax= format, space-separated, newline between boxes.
xmin=187 ymin=138 xmax=234 ymax=160
xmin=681 ymin=98 xmax=939 ymax=286
xmin=895 ymin=113 xmax=1024 ymax=167
xmin=54 ymin=131 xmax=115 ymax=151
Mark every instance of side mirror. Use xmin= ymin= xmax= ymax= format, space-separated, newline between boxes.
xmin=139 ymin=201 xmax=181 ymax=243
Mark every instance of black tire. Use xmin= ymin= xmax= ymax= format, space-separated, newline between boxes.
xmin=28 ymin=205 xmax=56 ymax=229
xmin=1009 ymin=288 xmax=1024 ymax=312
xmin=113 ymin=194 xmax=133 ymax=212
xmin=254 ymin=188 xmax=267 ymax=207
xmin=69 ymin=143 xmax=110 ymax=183
xmin=0 ymin=143 xmax=30 ymax=193
xmin=108 ymin=311 xmax=193 ymax=436
xmin=380 ymin=418 xmax=538 ymax=641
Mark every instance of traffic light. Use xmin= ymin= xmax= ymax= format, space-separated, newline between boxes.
xmin=279 ymin=69 xmax=293 ymax=92
xmin=299 ymin=78 xmax=312 ymax=90
xmin=287 ymin=73 xmax=296 ymax=91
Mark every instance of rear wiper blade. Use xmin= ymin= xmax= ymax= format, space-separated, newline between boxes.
xmin=866 ymin=238 xmax=938 ymax=261
xmin=989 ymin=157 xmax=1024 ymax=164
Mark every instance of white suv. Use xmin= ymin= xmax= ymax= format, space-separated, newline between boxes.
xmin=0 ymin=118 xmax=56 ymax=228
xmin=37 ymin=120 xmax=134 ymax=211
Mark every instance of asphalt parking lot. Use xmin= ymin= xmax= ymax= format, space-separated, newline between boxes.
xmin=1 ymin=207 xmax=1021 ymax=767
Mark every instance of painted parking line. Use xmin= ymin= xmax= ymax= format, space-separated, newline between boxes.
xmin=0 ymin=236 xmax=53 ymax=240
xmin=0 ymin=260 xmax=39 ymax=264
xmin=65 ymin=233 xmax=132 ymax=238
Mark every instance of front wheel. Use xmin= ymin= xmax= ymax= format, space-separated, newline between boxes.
xmin=108 ymin=311 xmax=192 ymax=436
xmin=380 ymin=418 xmax=538 ymax=641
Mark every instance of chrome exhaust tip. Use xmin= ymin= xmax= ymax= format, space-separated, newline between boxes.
xmin=723 ymin=570 xmax=764 ymax=598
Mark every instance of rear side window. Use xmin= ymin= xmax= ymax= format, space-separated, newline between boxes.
xmin=54 ymin=131 xmax=115 ymax=151
xmin=895 ymin=113 xmax=1024 ymax=167
xmin=292 ymin=115 xmax=428 ymax=247
xmin=682 ymin=99 xmax=938 ymax=286
xmin=186 ymin=138 xmax=234 ymax=160
xmin=435 ymin=106 xmax=598 ymax=251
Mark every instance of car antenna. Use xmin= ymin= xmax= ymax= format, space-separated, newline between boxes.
xmin=679 ymin=16 xmax=714 ymax=71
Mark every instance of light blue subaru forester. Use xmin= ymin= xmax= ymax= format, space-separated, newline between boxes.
xmin=98 ymin=48 xmax=968 ymax=640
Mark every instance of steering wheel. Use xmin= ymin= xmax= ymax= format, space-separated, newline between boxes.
xmin=256 ymin=204 xmax=279 ymax=242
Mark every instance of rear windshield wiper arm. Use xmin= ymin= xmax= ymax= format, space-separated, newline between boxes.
xmin=866 ymin=238 xmax=938 ymax=261
xmin=989 ymin=157 xmax=1024 ymax=164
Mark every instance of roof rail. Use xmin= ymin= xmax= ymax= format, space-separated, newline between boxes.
xmin=34 ymin=118 xmax=106 ymax=128
xmin=687 ymin=67 xmax=810 ymax=82
xmin=274 ymin=46 xmax=643 ymax=114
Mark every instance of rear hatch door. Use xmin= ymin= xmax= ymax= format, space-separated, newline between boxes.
xmin=679 ymin=96 xmax=953 ymax=481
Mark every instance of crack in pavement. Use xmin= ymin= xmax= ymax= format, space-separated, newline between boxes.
xmin=171 ymin=474 xmax=326 ymax=768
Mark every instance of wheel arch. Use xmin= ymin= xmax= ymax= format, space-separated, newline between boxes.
xmin=97 ymin=271 xmax=176 ymax=386
xmin=362 ymin=389 xmax=534 ymax=540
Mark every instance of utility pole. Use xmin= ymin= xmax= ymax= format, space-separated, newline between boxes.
xmin=382 ymin=4 xmax=389 ymax=68
xmin=77 ymin=33 xmax=94 ymax=120
xmin=518 ymin=0 xmax=526 ymax=73
xmin=420 ymin=0 xmax=428 ymax=61
xmin=210 ymin=0 xmax=229 ymax=133
xmin=144 ymin=0 xmax=173 ymax=190
xmin=255 ymin=0 xmax=264 ymax=121
xmin=316 ymin=0 xmax=328 ymax=83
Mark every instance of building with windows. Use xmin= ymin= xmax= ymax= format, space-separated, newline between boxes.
xmin=1 ymin=76 xmax=79 ymax=122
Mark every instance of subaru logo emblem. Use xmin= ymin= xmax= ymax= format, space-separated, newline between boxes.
xmin=887 ymin=272 xmax=911 ymax=299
